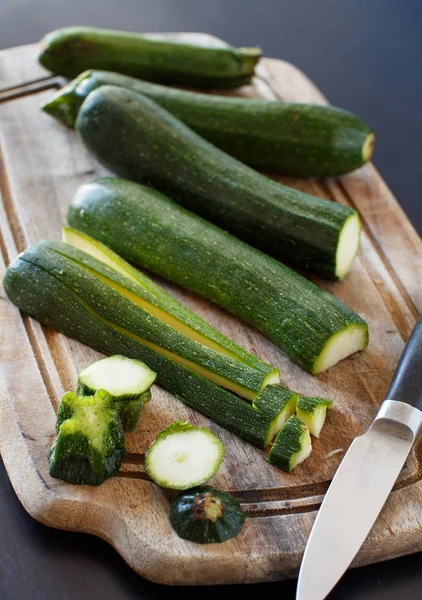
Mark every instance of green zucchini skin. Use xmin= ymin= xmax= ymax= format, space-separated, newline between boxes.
xmin=75 ymin=85 xmax=361 ymax=279
xmin=68 ymin=178 xmax=368 ymax=374
xmin=169 ymin=486 xmax=245 ymax=544
xmin=38 ymin=27 xmax=260 ymax=89
xmin=268 ymin=415 xmax=312 ymax=472
xmin=4 ymin=246 xmax=273 ymax=449
xmin=49 ymin=390 xmax=125 ymax=485
xmin=43 ymin=69 xmax=374 ymax=177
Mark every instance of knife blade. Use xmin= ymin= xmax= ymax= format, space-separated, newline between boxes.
xmin=296 ymin=316 xmax=422 ymax=600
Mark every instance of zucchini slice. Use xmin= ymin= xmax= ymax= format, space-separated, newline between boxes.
xmin=77 ymin=355 xmax=156 ymax=400
xmin=169 ymin=486 xmax=245 ymax=544
xmin=253 ymin=384 xmax=299 ymax=445
xmin=48 ymin=390 xmax=125 ymax=485
xmin=268 ymin=415 xmax=312 ymax=473
xmin=296 ymin=396 xmax=333 ymax=438
xmin=145 ymin=421 xmax=224 ymax=490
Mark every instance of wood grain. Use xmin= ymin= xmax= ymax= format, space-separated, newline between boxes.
xmin=0 ymin=37 xmax=421 ymax=585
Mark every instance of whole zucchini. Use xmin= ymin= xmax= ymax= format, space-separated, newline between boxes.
xmin=75 ymin=86 xmax=361 ymax=279
xmin=38 ymin=27 xmax=261 ymax=89
xmin=3 ymin=244 xmax=275 ymax=449
xmin=43 ymin=69 xmax=374 ymax=177
xmin=67 ymin=178 xmax=369 ymax=374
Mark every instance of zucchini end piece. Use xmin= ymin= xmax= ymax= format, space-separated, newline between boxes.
xmin=296 ymin=396 xmax=333 ymax=438
xmin=335 ymin=212 xmax=362 ymax=280
xmin=313 ymin=323 xmax=368 ymax=374
xmin=268 ymin=415 xmax=312 ymax=472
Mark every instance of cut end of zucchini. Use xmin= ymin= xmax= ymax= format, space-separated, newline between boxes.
xmin=261 ymin=369 xmax=281 ymax=389
xmin=296 ymin=396 xmax=333 ymax=438
xmin=314 ymin=323 xmax=368 ymax=374
xmin=335 ymin=212 xmax=362 ymax=280
xmin=145 ymin=421 xmax=224 ymax=490
xmin=78 ymin=355 xmax=157 ymax=400
xmin=362 ymin=132 xmax=375 ymax=163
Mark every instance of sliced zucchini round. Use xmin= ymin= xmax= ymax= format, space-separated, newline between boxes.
xmin=77 ymin=354 xmax=157 ymax=400
xmin=169 ymin=486 xmax=245 ymax=544
xmin=145 ymin=421 xmax=224 ymax=490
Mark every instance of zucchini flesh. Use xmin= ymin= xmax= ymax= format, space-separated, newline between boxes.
xmin=169 ymin=486 xmax=245 ymax=544
xmin=4 ymin=245 xmax=274 ymax=449
xmin=296 ymin=396 xmax=333 ymax=438
xmin=268 ymin=415 xmax=312 ymax=472
xmin=62 ymin=227 xmax=278 ymax=385
xmin=76 ymin=355 xmax=156 ymax=431
xmin=75 ymin=85 xmax=361 ymax=280
xmin=48 ymin=390 xmax=125 ymax=485
xmin=28 ymin=240 xmax=276 ymax=400
xmin=145 ymin=421 xmax=224 ymax=490
xmin=68 ymin=178 xmax=368 ymax=374
xmin=77 ymin=355 xmax=156 ymax=399
xmin=38 ymin=27 xmax=261 ymax=88
xmin=43 ymin=69 xmax=374 ymax=177
xmin=253 ymin=385 xmax=299 ymax=445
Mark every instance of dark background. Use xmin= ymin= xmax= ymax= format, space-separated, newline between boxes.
xmin=1 ymin=1 xmax=422 ymax=598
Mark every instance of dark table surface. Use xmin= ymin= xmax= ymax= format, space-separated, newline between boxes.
xmin=1 ymin=1 xmax=422 ymax=598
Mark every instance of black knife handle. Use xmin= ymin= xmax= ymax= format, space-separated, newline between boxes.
xmin=386 ymin=316 xmax=422 ymax=411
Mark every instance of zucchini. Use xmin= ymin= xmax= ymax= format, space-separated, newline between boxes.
xmin=145 ymin=421 xmax=224 ymax=490
xmin=38 ymin=27 xmax=261 ymax=88
xmin=268 ymin=415 xmax=312 ymax=472
xmin=43 ymin=69 xmax=374 ymax=177
xmin=169 ymin=486 xmax=245 ymax=544
xmin=4 ymin=243 xmax=275 ymax=449
xmin=296 ymin=396 xmax=333 ymax=438
xmin=62 ymin=227 xmax=278 ymax=387
xmin=77 ymin=355 xmax=156 ymax=399
xmin=48 ymin=390 xmax=125 ymax=485
xmin=75 ymin=85 xmax=362 ymax=280
xmin=76 ymin=355 xmax=156 ymax=431
xmin=253 ymin=385 xmax=299 ymax=445
xmin=68 ymin=178 xmax=368 ymax=374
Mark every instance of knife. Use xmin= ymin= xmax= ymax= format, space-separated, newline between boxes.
xmin=296 ymin=316 xmax=422 ymax=600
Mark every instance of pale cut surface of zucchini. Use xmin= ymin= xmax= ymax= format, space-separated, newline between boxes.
xmin=296 ymin=396 xmax=333 ymax=438
xmin=78 ymin=355 xmax=157 ymax=400
xmin=268 ymin=415 xmax=312 ymax=472
xmin=335 ymin=212 xmax=361 ymax=280
xmin=145 ymin=421 xmax=224 ymax=490
xmin=253 ymin=385 xmax=299 ymax=445
xmin=314 ymin=323 xmax=368 ymax=374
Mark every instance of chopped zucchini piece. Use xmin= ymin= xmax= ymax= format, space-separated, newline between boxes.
xmin=145 ymin=421 xmax=224 ymax=490
xmin=77 ymin=355 xmax=157 ymax=400
xmin=296 ymin=396 xmax=333 ymax=438
xmin=268 ymin=415 xmax=312 ymax=473
xmin=170 ymin=486 xmax=245 ymax=544
xmin=48 ymin=389 xmax=125 ymax=485
xmin=76 ymin=354 xmax=156 ymax=430
xmin=253 ymin=384 xmax=299 ymax=445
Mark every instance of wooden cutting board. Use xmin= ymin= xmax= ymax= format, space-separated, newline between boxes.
xmin=0 ymin=34 xmax=421 ymax=586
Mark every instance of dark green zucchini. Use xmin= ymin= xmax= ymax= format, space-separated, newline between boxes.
xmin=48 ymin=389 xmax=125 ymax=485
xmin=68 ymin=178 xmax=368 ymax=374
xmin=169 ymin=486 xmax=245 ymax=544
xmin=296 ymin=396 xmax=333 ymax=438
xmin=43 ymin=69 xmax=374 ymax=177
xmin=3 ymin=243 xmax=275 ymax=449
xmin=253 ymin=384 xmax=299 ymax=444
xmin=75 ymin=85 xmax=362 ymax=280
xmin=38 ymin=27 xmax=260 ymax=88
